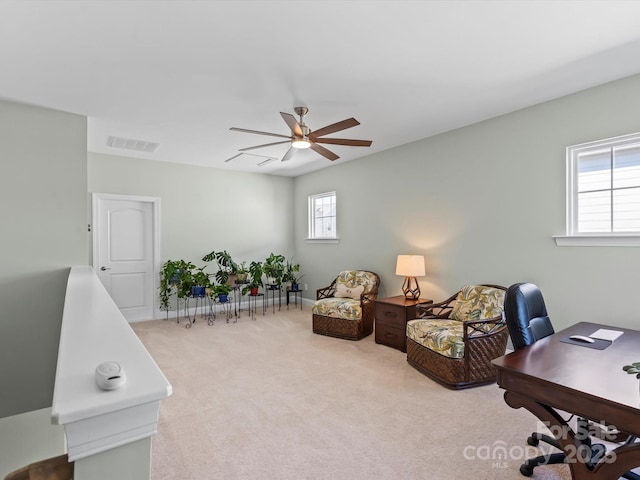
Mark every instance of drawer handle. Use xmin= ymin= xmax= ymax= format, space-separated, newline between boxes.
xmin=385 ymin=332 xmax=398 ymax=339
xmin=384 ymin=311 xmax=398 ymax=318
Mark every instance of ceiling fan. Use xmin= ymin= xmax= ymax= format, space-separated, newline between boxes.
xmin=230 ymin=107 xmax=372 ymax=162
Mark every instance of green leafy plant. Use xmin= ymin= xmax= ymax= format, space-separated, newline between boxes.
xmin=243 ymin=260 xmax=264 ymax=295
xmin=283 ymin=258 xmax=303 ymax=285
xmin=263 ymin=252 xmax=285 ymax=286
xmin=159 ymin=259 xmax=196 ymax=309
xmin=211 ymin=283 xmax=232 ymax=300
xmin=623 ymin=362 xmax=640 ymax=379
xmin=202 ymin=250 xmax=238 ymax=285
xmin=190 ymin=267 xmax=210 ymax=288
xmin=248 ymin=261 xmax=263 ymax=287
xmin=235 ymin=261 xmax=249 ymax=283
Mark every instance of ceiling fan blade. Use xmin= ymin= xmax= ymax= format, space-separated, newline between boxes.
xmin=224 ymin=153 xmax=243 ymax=163
xmin=281 ymin=147 xmax=296 ymax=162
xmin=230 ymin=127 xmax=292 ymax=140
xmin=239 ymin=140 xmax=291 ymax=152
xmin=309 ymin=118 xmax=360 ymax=139
xmin=280 ymin=113 xmax=303 ymax=137
xmin=313 ymin=138 xmax=372 ymax=147
xmin=310 ymin=142 xmax=339 ymax=161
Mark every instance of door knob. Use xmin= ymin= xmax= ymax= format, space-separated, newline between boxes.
xmin=100 ymin=266 xmax=111 ymax=271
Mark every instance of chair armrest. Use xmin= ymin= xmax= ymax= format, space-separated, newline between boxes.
xmin=463 ymin=315 xmax=506 ymax=339
xmin=416 ymin=292 xmax=458 ymax=319
xmin=316 ymin=279 xmax=337 ymax=300
xmin=360 ymin=291 xmax=377 ymax=305
xmin=462 ymin=317 xmax=509 ymax=372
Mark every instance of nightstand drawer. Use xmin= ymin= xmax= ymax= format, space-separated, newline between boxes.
xmin=375 ymin=303 xmax=406 ymax=328
xmin=375 ymin=322 xmax=406 ymax=351
xmin=374 ymin=296 xmax=432 ymax=352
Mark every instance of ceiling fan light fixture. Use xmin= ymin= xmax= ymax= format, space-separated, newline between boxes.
xmin=291 ymin=137 xmax=311 ymax=149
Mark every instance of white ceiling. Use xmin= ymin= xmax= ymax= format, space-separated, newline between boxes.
xmin=2 ymin=1 xmax=640 ymax=177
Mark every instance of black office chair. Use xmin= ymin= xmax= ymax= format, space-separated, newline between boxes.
xmin=504 ymin=283 xmax=617 ymax=477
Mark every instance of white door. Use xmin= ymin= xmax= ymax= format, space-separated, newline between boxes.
xmin=93 ymin=193 xmax=159 ymax=322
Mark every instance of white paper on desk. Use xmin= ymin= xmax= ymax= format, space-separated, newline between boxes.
xmin=589 ymin=329 xmax=624 ymax=342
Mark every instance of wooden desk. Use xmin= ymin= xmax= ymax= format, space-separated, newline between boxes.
xmin=492 ymin=321 xmax=640 ymax=480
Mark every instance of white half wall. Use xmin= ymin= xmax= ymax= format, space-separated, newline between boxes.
xmin=0 ymin=99 xmax=87 ymax=418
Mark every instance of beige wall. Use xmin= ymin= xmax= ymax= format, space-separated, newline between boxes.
xmin=294 ymin=73 xmax=640 ymax=332
xmin=0 ymin=99 xmax=87 ymax=417
xmin=88 ymin=153 xmax=295 ymax=276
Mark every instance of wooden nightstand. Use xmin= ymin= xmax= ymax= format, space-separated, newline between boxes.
xmin=375 ymin=296 xmax=432 ymax=352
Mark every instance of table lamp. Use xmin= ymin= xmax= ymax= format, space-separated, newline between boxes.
xmin=395 ymin=254 xmax=425 ymax=300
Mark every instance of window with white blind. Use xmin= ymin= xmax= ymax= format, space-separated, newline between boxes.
xmin=308 ymin=192 xmax=337 ymax=241
xmin=560 ymin=132 xmax=640 ymax=246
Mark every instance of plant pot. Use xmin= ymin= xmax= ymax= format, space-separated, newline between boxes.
xmin=236 ymin=273 xmax=248 ymax=283
xmin=291 ymin=283 xmax=299 ymax=292
xmin=250 ymin=287 xmax=259 ymax=296
xmin=218 ymin=294 xmax=228 ymax=303
xmin=191 ymin=286 xmax=206 ymax=297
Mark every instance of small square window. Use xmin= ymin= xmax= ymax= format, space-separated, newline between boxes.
xmin=308 ymin=192 xmax=336 ymax=239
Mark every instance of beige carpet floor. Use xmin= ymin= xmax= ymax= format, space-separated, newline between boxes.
xmin=132 ymin=306 xmax=573 ymax=480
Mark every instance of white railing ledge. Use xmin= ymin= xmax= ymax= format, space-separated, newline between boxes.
xmin=52 ymin=266 xmax=172 ymax=461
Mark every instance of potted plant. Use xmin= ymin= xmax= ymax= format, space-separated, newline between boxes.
xmin=283 ymin=258 xmax=304 ymax=291
xmin=159 ymin=259 xmax=196 ymax=310
xmin=202 ymin=250 xmax=238 ymax=285
xmin=243 ymin=260 xmax=263 ymax=296
xmin=623 ymin=362 xmax=640 ymax=378
xmin=235 ymin=261 xmax=249 ymax=283
xmin=189 ymin=267 xmax=210 ymax=298
xmin=623 ymin=362 xmax=640 ymax=391
xmin=212 ymin=283 xmax=233 ymax=303
xmin=263 ymin=252 xmax=285 ymax=288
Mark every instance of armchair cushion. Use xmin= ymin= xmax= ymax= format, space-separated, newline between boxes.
xmin=334 ymin=283 xmax=365 ymax=299
xmin=335 ymin=270 xmax=378 ymax=294
xmin=450 ymin=285 xmax=506 ymax=322
xmin=312 ymin=297 xmax=361 ymax=321
xmin=406 ymin=319 xmax=465 ymax=358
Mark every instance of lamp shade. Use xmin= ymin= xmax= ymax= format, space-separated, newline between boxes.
xmin=395 ymin=255 xmax=425 ymax=277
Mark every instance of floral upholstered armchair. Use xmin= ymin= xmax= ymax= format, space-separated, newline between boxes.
xmin=405 ymin=284 xmax=507 ymax=389
xmin=312 ymin=270 xmax=380 ymax=340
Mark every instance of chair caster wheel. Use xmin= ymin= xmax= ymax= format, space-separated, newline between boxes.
xmin=520 ymin=463 xmax=534 ymax=477
xmin=526 ymin=435 xmax=539 ymax=446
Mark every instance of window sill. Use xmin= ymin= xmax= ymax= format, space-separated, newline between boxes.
xmin=553 ymin=235 xmax=640 ymax=247
xmin=305 ymin=237 xmax=340 ymax=244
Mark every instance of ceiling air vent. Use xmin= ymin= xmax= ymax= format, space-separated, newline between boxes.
xmin=107 ymin=136 xmax=159 ymax=153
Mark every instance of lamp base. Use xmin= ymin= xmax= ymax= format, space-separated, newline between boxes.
xmin=402 ymin=276 xmax=421 ymax=300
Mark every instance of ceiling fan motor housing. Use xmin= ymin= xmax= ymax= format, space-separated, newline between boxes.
xmin=294 ymin=106 xmax=309 ymax=117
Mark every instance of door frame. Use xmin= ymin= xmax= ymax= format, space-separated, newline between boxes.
xmin=92 ymin=193 xmax=161 ymax=320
